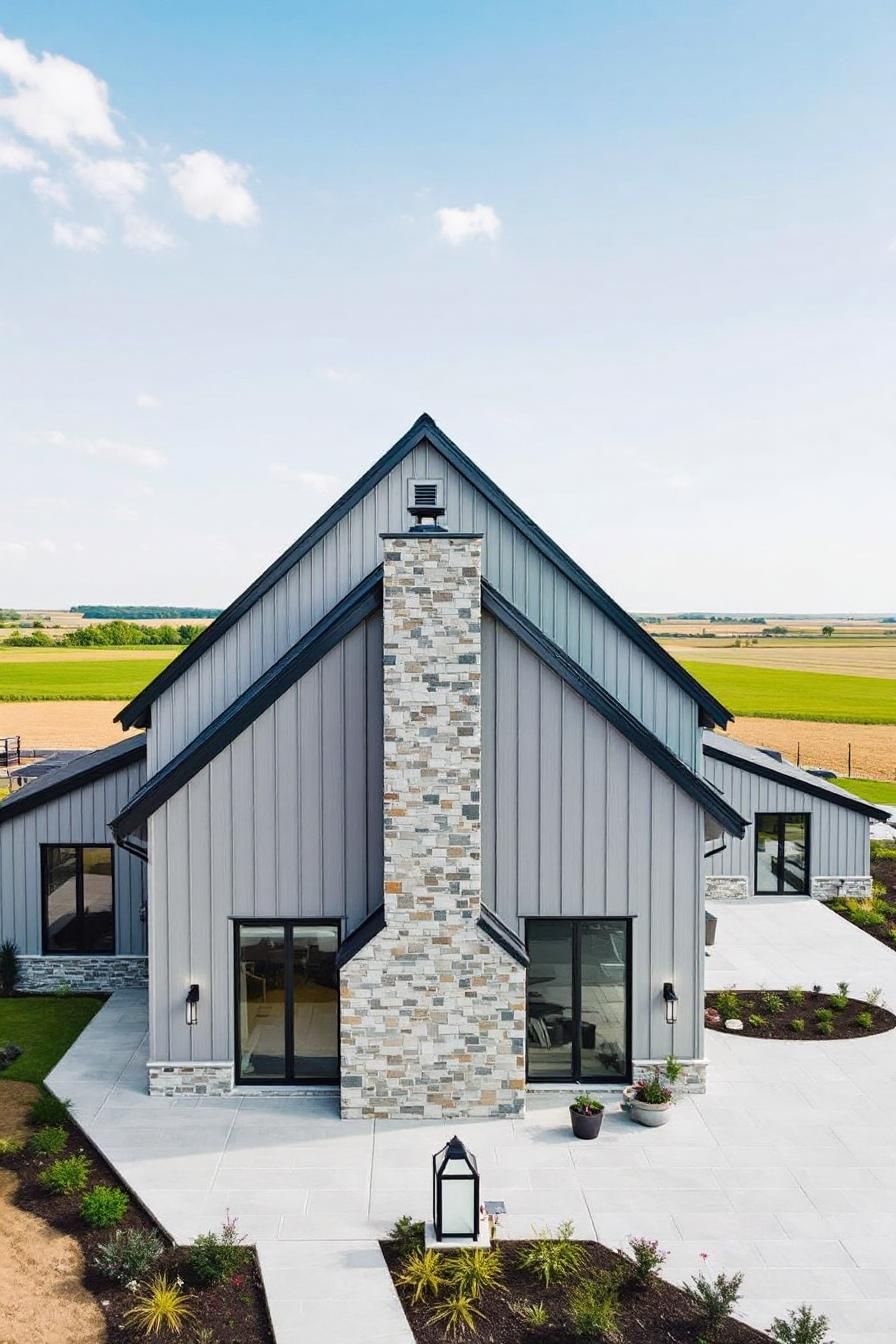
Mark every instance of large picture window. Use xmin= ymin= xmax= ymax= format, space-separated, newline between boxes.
xmin=755 ymin=813 xmax=810 ymax=894
xmin=42 ymin=845 xmax=115 ymax=954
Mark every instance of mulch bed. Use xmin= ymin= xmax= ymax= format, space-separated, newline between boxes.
xmin=382 ymin=1239 xmax=770 ymax=1343
xmin=705 ymin=988 xmax=896 ymax=1040
xmin=825 ymin=855 xmax=896 ymax=950
xmin=0 ymin=1114 xmax=274 ymax=1344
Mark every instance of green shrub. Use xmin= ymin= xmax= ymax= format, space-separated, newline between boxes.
xmin=684 ymin=1269 xmax=744 ymax=1336
xmin=816 ymin=1019 xmax=834 ymax=1037
xmin=510 ymin=1300 xmax=550 ymax=1328
xmin=427 ymin=1289 xmax=483 ymax=1337
xmin=80 ymin=1184 xmax=129 ymax=1228
xmin=568 ymin=1274 xmax=621 ymax=1341
xmin=188 ymin=1213 xmax=249 ymax=1285
xmin=760 ymin=991 xmax=785 ymax=1014
xmin=815 ymin=1006 xmax=834 ymax=1024
xmin=0 ymin=1136 xmax=24 ymax=1156
xmin=446 ymin=1247 xmax=503 ymax=1299
xmin=786 ymin=985 xmax=805 ymax=1005
xmin=29 ymin=1094 xmax=71 ymax=1127
xmin=714 ymin=989 xmax=740 ymax=1020
xmin=123 ymin=1275 xmax=194 ymax=1336
xmin=866 ymin=986 xmax=885 ymax=1006
xmin=29 ymin=1125 xmax=67 ymax=1157
xmin=38 ymin=1154 xmax=89 ymax=1195
xmin=828 ymin=993 xmax=849 ymax=1011
xmin=625 ymin=1235 xmax=668 ymax=1287
xmin=389 ymin=1214 xmax=425 ymax=1258
xmin=93 ymin=1227 xmax=165 ymax=1283
xmin=517 ymin=1221 xmax=585 ymax=1287
xmin=747 ymin=1014 xmax=766 ymax=1029
xmin=855 ymin=1010 xmax=874 ymax=1030
xmin=395 ymin=1250 xmax=445 ymax=1303
xmin=837 ymin=980 xmax=850 ymax=997
xmin=871 ymin=840 xmax=896 ymax=862
xmin=790 ymin=1018 xmax=806 ymax=1033
xmin=664 ymin=1054 xmax=684 ymax=1084
xmin=769 ymin=1303 xmax=832 ymax=1344
xmin=0 ymin=939 xmax=20 ymax=996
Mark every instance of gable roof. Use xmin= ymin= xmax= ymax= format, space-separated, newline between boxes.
xmin=702 ymin=731 xmax=890 ymax=822
xmin=484 ymin=584 xmax=747 ymax=837
xmin=111 ymin=569 xmax=382 ymax=840
xmin=0 ymin=736 xmax=146 ymax=823
xmin=117 ymin=414 xmax=732 ymax=731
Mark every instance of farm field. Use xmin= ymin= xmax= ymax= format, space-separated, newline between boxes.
xmin=832 ymin=776 xmax=896 ymax=806
xmin=0 ymin=701 xmax=136 ymax=748
xmin=718 ymin=717 xmax=896 ymax=782
xmin=665 ymin=639 xmax=896 ymax=678
xmin=0 ymin=650 xmax=178 ymax=701
xmin=682 ymin=661 xmax=896 ymax=725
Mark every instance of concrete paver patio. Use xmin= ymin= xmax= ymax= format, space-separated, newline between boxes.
xmin=47 ymin=897 xmax=896 ymax=1344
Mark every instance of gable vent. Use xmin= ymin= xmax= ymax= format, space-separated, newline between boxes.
xmin=406 ymin=477 xmax=445 ymax=526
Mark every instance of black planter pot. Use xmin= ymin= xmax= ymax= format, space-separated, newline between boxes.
xmin=570 ymin=1105 xmax=604 ymax=1140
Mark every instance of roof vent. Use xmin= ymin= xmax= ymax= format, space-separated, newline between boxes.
xmin=406 ymin=477 xmax=445 ymax=529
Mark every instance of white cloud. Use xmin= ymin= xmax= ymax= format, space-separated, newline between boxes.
xmin=0 ymin=31 xmax=120 ymax=149
xmin=37 ymin=537 xmax=56 ymax=554
xmin=136 ymin=391 xmax=160 ymax=410
xmin=269 ymin=464 xmax=340 ymax=494
xmin=122 ymin=211 xmax=174 ymax=252
xmin=167 ymin=150 xmax=259 ymax=226
xmin=47 ymin=429 xmax=166 ymax=469
xmin=75 ymin=155 xmax=146 ymax=208
xmin=0 ymin=137 xmax=45 ymax=170
xmin=31 ymin=174 xmax=69 ymax=206
xmin=52 ymin=219 xmax=105 ymax=251
xmin=436 ymin=203 xmax=501 ymax=245
xmin=0 ymin=541 xmax=26 ymax=558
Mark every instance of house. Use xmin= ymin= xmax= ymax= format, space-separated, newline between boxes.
xmin=1 ymin=415 xmax=751 ymax=1118
xmin=703 ymin=731 xmax=887 ymax=901
xmin=0 ymin=736 xmax=147 ymax=990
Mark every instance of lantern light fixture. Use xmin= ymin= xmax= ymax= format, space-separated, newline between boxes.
xmin=185 ymin=983 xmax=199 ymax=1027
xmin=432 ymin=1135 xmax=479 ymax=1242
xmin=663 ymin=981 xmax=678 ymax=1026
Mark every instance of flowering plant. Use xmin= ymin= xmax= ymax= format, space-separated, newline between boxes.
xmin=631 ymin=1066 xmax=672 ymax=1105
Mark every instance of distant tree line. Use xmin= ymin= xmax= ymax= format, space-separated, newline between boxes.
xmin=71 ymin=605 xmax=221 ymax=619
xmin=3 ymin=621 xmax=204 ymax=648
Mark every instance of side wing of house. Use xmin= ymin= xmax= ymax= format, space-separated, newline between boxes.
xmin=0 ymin=739 xmax=147 ymax=992
xmin=703 ymin=733 xmax=884 ymax=901
xmin=123 ymin=419 xmax=728 ymax=775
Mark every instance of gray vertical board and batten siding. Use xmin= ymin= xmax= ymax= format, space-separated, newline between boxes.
xmin=481 ymin=614 xmax=704 ymax=1063
xmin=147 ymin=443 xmax=699 ymax=776
xmin=703 ymin=753 xmax=869 ymax=886
xmin=0 ymin=758 xmax=147 ymax=955
xmin=148 ymin=614 xmax=383 ymax=1063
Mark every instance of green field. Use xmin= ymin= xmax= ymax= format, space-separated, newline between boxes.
xmin=831 ymin=777 xmax=896 ymax=805
xmin=0 ymin=654 xmax=177 ymax=701
xmin=681 ymin=662 xmax=896 ymax=725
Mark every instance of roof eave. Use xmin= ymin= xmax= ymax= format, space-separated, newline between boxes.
xmin=703 ymin=741 xmax=890 ymax=822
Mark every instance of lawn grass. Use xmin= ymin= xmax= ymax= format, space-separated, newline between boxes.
xmin=0 ymin=996 xmax=103 ymax=1083
xmin=0 ymin=655 xmax=177 ymax=701
xmin=681 ymin=661 xmax=896 ymax=725
xmin=831 ymin=777 xmax=896 ymax=805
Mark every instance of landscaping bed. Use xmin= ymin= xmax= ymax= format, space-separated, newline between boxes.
xmin=825 ymin=841 xmax=896 ymax=949
xmin=705 ymin=986 xmax=895 ymax=1039
xmin=382 ymin=1229 xmax=774 ymax=1343
xmin=0 ymin=1111 xmax=274 ymax=1343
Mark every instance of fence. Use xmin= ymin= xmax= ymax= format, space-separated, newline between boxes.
xmin=0 ymin=736 xmax=20 ymax=768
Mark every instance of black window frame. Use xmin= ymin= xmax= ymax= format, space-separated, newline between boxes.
xmin=41 ymin=843 xmax=116 ymax=956
xmin=233 ymin=917 xmax=341 ymax=1087
xmin=754 ymin=812 xmax=811 ymax=895
xmin=524 ymin=916 xmax=634 ymax=1085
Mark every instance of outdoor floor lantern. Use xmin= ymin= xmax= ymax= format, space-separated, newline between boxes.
xmin=433 ymin=1136 xmax=479 ymax=1241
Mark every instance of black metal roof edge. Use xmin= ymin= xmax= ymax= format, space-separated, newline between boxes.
xmin=0 ymin=736 xmax=146 ymax=823
xmin=702 ymin=741 xmax=890 ymax=822
xmin=478 ymin=904 xmax=530 ymax=967
xmin=117 ymin=412 xmax=731 ymax=730
xmin=483 ymin=582 xmax=747 ymax=839
xmin=111 ymin=569 xmax=383 ymax=838
xmin=334 ymin=904 xmax=386 ymax=969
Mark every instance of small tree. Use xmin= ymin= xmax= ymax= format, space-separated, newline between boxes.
xmin=0 ymin=940 xmax=20 ymax=996
xmin=822 ymin=625 xmax=834 ymax=637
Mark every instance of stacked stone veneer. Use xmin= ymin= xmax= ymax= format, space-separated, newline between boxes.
xmin=811 ymin=876 xmax=873 ymax=901
xmin=147 ymin=1061 xmax=233 ymax=1097
xmin=704 ymin=875 xmax=749 ymax=901
xmin=633 ymin=1057 xmax=707 ymax=1095
xmin=340 ymin=532 xmax=526 ymax=1120
xmin=18 ymin=955 xmax=148 ymax=993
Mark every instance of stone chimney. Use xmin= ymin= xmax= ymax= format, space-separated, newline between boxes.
xmin=339 ymin=527 xmax=526 ymax=1120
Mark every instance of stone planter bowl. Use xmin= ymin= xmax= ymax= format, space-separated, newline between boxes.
xmin=569 ymin=1105 xmax=604 ymax=1140
xmin=622 ymin=1086 xmax=673 ymax=1127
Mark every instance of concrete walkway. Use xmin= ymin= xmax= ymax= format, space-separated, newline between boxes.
xmin=47 ymin=899 xmax=896 ymax=1344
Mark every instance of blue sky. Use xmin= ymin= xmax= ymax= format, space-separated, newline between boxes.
xmin=1 ymin=2 xmax=894 ymax=611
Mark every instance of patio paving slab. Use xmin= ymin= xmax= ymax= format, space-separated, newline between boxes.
xmin=43 ymin=896 xmax=896 ymax=1340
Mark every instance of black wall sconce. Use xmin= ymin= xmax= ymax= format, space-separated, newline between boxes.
xmin=663 ymin=981 xmax=678 ymax=1026
xmin=185 ymin=983 xmax=199 ymax=1027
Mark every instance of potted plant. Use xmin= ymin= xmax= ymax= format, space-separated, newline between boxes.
xmin=569 ymin=1092 xmax=605 ymax=1140
xmin=623 ymin=1065 xmax=674 ymax=1127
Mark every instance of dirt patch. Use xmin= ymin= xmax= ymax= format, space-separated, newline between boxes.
xmin=0 ymin=1168 xmax=106 ymax=1344
xmin=382 ymin=1238 xmax=769 ymax=1343
xmin=705 ymin=988 xmax=895 ymax=1040
xmin=0 ymin=702 xmax=138 ymax=749
xmin=718 ymin=717 xmax=896 ymax=781
xmin=0 ymin=1080 xmax=40 ymax=1138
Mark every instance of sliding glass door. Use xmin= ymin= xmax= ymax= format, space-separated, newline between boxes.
xmin=526 ymin=918 xmax=630 ymax=1083
xmin=235 ymin=920 xmax=339 ymax=1085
